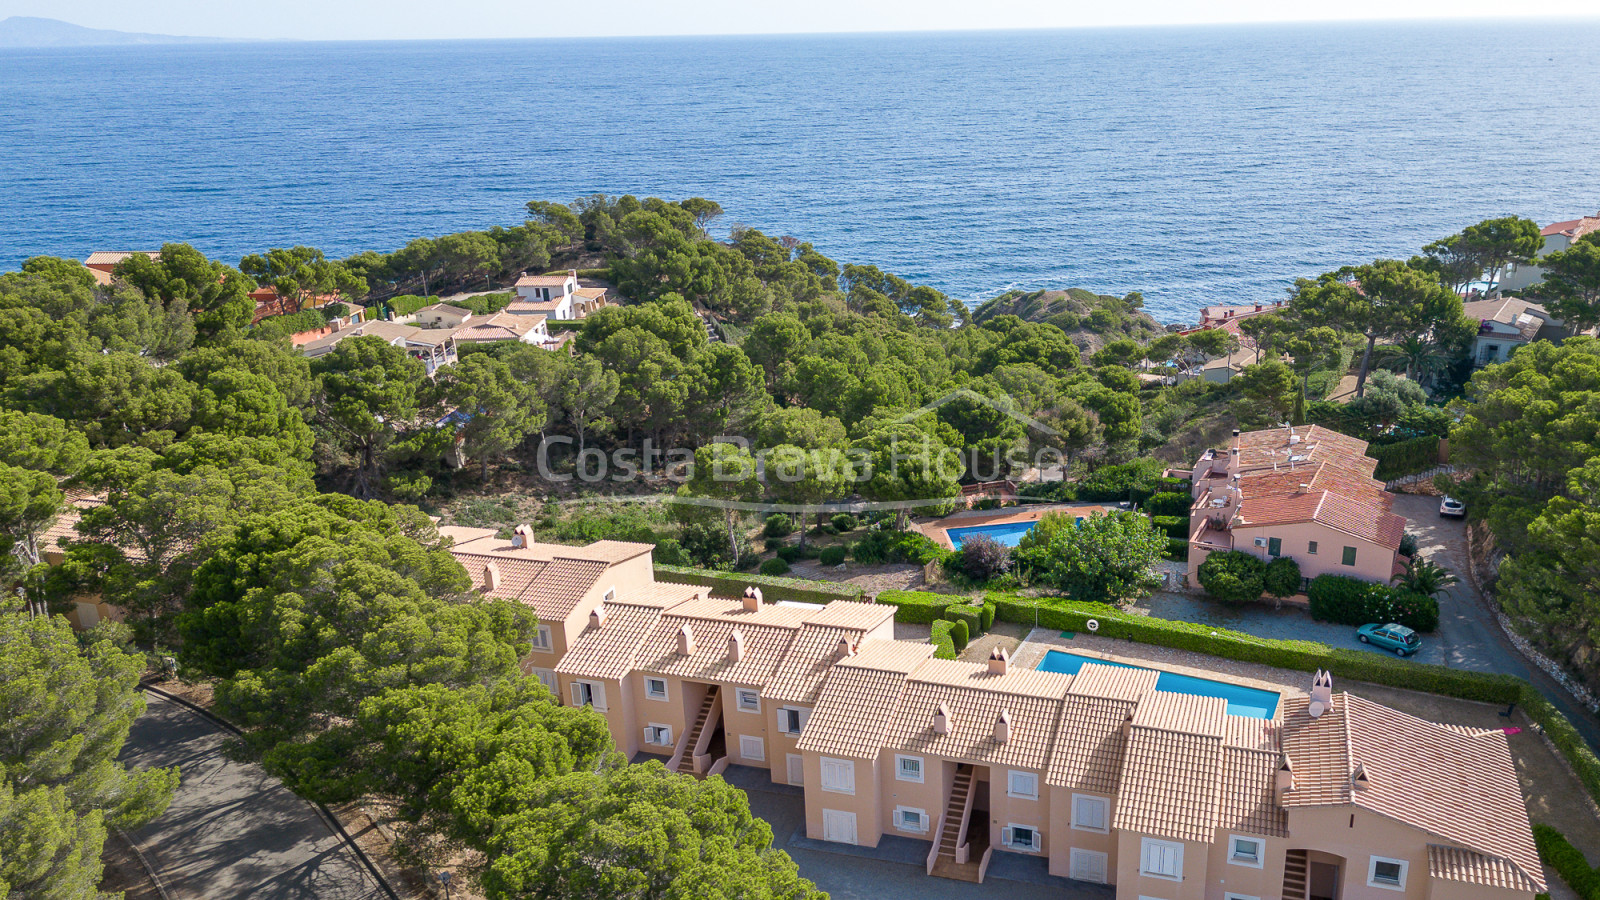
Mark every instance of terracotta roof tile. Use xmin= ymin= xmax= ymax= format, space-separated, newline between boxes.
xmin=1067 ymin=662 xmax=1158 ymax=702
xmin=798 ymin=600 xmax=896 ymax=631
xmin=515 ymin=274 xmax=573 ymax=287
xmin=797 ymin=664 xmax=916 ymax=760
xmin=633 ymin=599 xmax=811 ymax=686
xmin=1220 ymin=747 xmax=1289 ymax=837
xmin=880 ymin=660 xmax=1072 ymax=771
xmin=1279 ymin=695 xmax=1353 ymax=807
xmin=1045 ymin=694 xmax=1136 ymax=793
xmin=1224 ymin=715 xmax=1279 ymax=751
xmin=1132 ymin=690 xmax=1228 ymax=738
xmin=1114 ymin=725 xmax=1222 ymax=843
xmin=1428 ymin=845 xmax=1542 ymax=893
xmin=555 ymin=602 xmax=667 ymax=680
xmin=765 ymin=623 xmax=872 ymax=705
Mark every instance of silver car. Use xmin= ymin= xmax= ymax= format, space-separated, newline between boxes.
xmin=1439 ymin=496 xmax=1465 ymax=518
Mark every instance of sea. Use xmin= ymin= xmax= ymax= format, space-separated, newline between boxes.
xmin=3 ymin=20 xmax=1599 ymax=323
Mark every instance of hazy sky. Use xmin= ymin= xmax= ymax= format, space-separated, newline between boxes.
xmin=4 ymin=0 xmax=1597 ymax=41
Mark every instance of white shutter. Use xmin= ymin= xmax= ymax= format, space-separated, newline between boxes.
xmin=570 ymin=682 xmax=584 ymax=706
xmin=786 ymin=754 xmax=805 ymax=785
xmin=643 ymin=726 xmax=654 ymax=745
xmin=1071 ymin=849 xmax=1108 ymax=883
xmin=1031 ymin=830 xmax=1042 ymax=851
xmin=1001 ymin=827 xmax=1013 ymax=848
xmin=591 ymin=682 xmax=607 ymax=711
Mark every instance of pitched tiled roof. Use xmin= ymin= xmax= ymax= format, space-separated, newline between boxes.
xmin=1067 ymin=662 xmax=1158 ymax=702
xmin=1219 ymin=746 xmax=1289 ymax=837
xmin=556 ymin=602 xmax=667 ymax=680
xmin=1542 ymin=215 xmax=1600 ymax=240
xmin=634 ymin=598 xmax=812 ymax=686
xmin=880 ymin=660 xmax=1072 ymax=772
xmin=1224 ymin=715 xmax=1279 ymax=751
xmin=1045 ymin=694 xmax=1135 ymax=793
xmin=84 ymin=251 xmax=159 ymax=267
xmin=797 ymin=663 xmax=918 ymax=760
xmin=573 ymin=286 xmax=607 ymax=299
xmin=515 ymin=273 xmax=573 ymax=287
xmin=1222 ymin=426 xmax=1405 ymax=551
xmin=448 ymin=538 xmax=651 ymax=622
xmin=1131 ymin=690 xmax=1228 ymax=738
xmin=1428 ymin=845 xmax=1542 ymax=893
xmin=1279 ymin=693 xmax=1543 ymax=892
xmin=1114 ymin=725 xmax=1223 ymax=843
xmin=798 ymin=600 xmax=896 ymax=631
xmin=765 ymin=623 xmax=872 ymax=705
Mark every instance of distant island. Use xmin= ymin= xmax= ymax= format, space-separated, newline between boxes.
xmin=0 ymin=16 xmax=232 ymax=48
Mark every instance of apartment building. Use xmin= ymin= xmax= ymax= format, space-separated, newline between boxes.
xmin=1187 ymin=425 xmax=1407 ymax=587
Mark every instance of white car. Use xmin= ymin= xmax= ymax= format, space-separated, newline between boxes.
xmin=1439 ymin=496 xmax=1465 ymax=518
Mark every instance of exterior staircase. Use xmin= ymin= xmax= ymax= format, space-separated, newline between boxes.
xmin=676 ymin=686 xmax=720 ymax=775
xmin=929 ymin=764 xmax=984 ymax=883
xmin=1282 ymin=849 xmax=1309 ymax=900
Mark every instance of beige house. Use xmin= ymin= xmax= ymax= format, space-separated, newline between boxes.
xmin=1187 ymin=426 xmax=1406 ymax=587
xmin=82 ymin=250 xmax=160 ymax=286
xmin=511 ymin=270 xmax=608 ymax=320
xmin=1460 ymin=297 xmax=1566 ymax=367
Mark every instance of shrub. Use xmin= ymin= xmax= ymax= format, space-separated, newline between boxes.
xmin=1150 ymin=515 xmax=1189 ymax=539
xmin=763 ymin=537 xmax=786 ymax=552
xmin=974 ymin=498 xmax=1000 ymax=511
xmin=818 ymin=546 xmax=847 ymax=566
xmin=760 ymin=558 xmax=792 ymax=576
xmin=1307 ymin=574 xmax=1439 ymax=632
xmin=853 ymin=529 xmax=945 ymax=565
xmin=950 ymin=619 xmax=971 ymax=652
xmin=1398 ymin=532 xmax=1418 ymax=557
xmin=930 ymin=620 xmax=958 ymax=659
xmin=1165 ymin=537 xmax=1190 ymax=561
xmin=1144 ymin=491 xmax=1193 ymax=518
xmin=654 ymin=564 xmax=863 ymax=604
xmin=776 ymin=545 xmax=817 ymax=564
xmin=1197 ymin=550 xmax=1266 ymax=605
xmin=955 ymin=534 xmax=1011 ymax=582
xmin=830 ymin=513 xmax=857 ymax=532
xmin=1013 ymin=510 xmax=1166 ymax=603
xmin=653 ymin=538 xmax=691 ymax=567
xmin=679 ymin=522 xmax=753 ymax=569
xmin=387 ymin=294 xmax=438 ymax=316
xmin=1534 ymin=825 xmax=1599 ymax=900
xmin=1371 ymin=435 xmax=1441 ymax=480
xmin=764 ymin=514 xmax=794 ymax=538
xmin=1263 ymin=556 xmax=1303 ymax=599
xmin=981 ymin=602 xmax=996 ymax=631
xmin=876 ymin=590 xmax=957 ymax=624
xmin=946 ymin=603 xmax=983 ymax=637
xmin=253 ymin=309 xmax=327 ymax=339
xmin=1075 ymin=458 xmax=1168 ymax=504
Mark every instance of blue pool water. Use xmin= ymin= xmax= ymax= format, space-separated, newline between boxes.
xmin=946 ymin=521 xmax=1038 ymax=549
xmin=1039 ymin=650 xmax=1280 ymax=719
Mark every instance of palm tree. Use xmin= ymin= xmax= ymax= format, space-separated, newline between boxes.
xmin=1393 ymin=558 xmax=1459 ymax=599
xmin=1376 ymin=335 xmax=1449 ymax=387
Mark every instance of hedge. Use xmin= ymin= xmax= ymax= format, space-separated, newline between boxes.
xmin=253 ymin=309 xmax=327 ymax=338
xmin=1307 ymin=574 xmax=1439 ymax=632
xmin=759 ymin=558 xmax=791 ymax=576
xmin=950 ymin=619 xmax=971 ymax=652
xmin=575 ymin=268 xmax=610 ymax=279
xmin=1534 ymin=824 xmax=1597 ymax=900
xmin=653 ymin=565 xmax=863 ymax=604
xmin=875 ymin=590 xmax=958 ymax=624
xmin=1165 ymin=538 xmax=1190 ymax=561
xmin=984 ymin=591 xmax=1600 ymax=813
xmin=945 ymin=603 xmax=984 ymax=636
xmin=981 ymin=601 xmax=996 ymax=632
xmin=1370 ymin=434 xmax=1441 ymax=481
xmin=1150 ymin=515 xmax=1189 ymax=539
xmin=1144 ymin=492 xmax=1193 ymax=518
xmin=546 ymin=320 xmax=584 ymax=332
xmin=388 ymin=294 xmax=438 ymax=316
xmin=930 ymin=620 xmax=958 ymax=659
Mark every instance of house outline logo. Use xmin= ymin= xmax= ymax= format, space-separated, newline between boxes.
xmin=890 ymin=388 xmax=1058 ymax=437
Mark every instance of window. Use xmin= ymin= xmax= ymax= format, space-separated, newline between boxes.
xmin=570 ymin=680 xmax=606 ymax=711
xmin=1070 ymin=848 xmax=1108 ymax=884
xmin=739 ymin=735 xmax=765 ymax=761
xmin=1267 ymin=537 xmax=1282 ymax=557
xmin=1342 ymin=546 xmax=1358 ymax=567
xmin=1002 ymin=824 xmax=1041 ymax=852
xmin=1071 ymin=794 xmax=1108 ymax=832
xmin=819 ymin=757 xmax=855 ymax=794
xmin=786 ymin=753 xmax=804 ymax=786
xmin=1007 ymin=770 xmax=1039 ymax=800
xmin=529 ymin=625 xmax=553 ymax=653
xmin=736 ymin=688 xmax=761 ymax=713
xmin=642 ymin=724 xmax=672 ymax=746
xmin=1308 ymin=540 xmax=1319 ymax=555
xmin=603 ymin=587 xmax=616 ymax=603
xmin=778 ymin=706 xmax=810 ymax=735
xmin=1368 ymin=856 xmax=1408 ymax=891
xmin=895 ymin=755 xmax=924 ymax=783
xmin=644 ymin=677 xmax=668 ymax=700
xmin=893 ymin=806 xmax=928 ymax=833
xmin=1228 ymin=835 xmax=1263 ymax=868
xmin=530 ymin=668 xmax=558 ymax=695
xmin=1140 ymin=838 xmax=1183 ymax=880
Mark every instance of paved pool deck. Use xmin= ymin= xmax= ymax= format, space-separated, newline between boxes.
xmin=916 ymin=502 xmax=1124 ymax=550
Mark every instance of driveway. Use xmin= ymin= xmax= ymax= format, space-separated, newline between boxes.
xmin=119 ymin=691 xmax=389 ymax=900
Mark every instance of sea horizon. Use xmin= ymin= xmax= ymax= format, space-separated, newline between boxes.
xmin=4 ymin=18 xmax=1598 ymax=321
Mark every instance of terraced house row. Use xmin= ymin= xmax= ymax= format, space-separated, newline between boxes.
xmin=442 ymin=524 xmax=1543 ymax=900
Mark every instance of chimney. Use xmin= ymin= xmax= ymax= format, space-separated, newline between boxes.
xmin=677 ymin=624 xmax=696 ymax=656
xmin=1225 ymin=310 xmax=1233 ymax=318
xmin=741 ymin=586 xmax=760 ymax=612
xmin=1299 ymin=483 xmax=1309 ymax=493
xmin=330 ymin=319 xmax=343 ymax=332
xmin=988 ymin=646 xmax=1010 ymax=675
xmin=1255 ymin=303 xmax=1263 ymax=311
xmin=1277 ymin=754 xmax=1295 ymax=796
xmin=835 ymin=635 xmax=854 ymax=660
xmin=589 ymin=603 xmax=608 ymax=629
xmin=995 ymin=709 xmax=1011 ymax=744
xmin=511 ymin=524 xmax=533 ymax=548
xmin=568 ymin=268 xmax=578 ymax=280
xmin=934 ymin=702 xmax=951 ymax=735
xmin=728 ymin=629 xmax=744 ymax=664
xmin=1308 ymin=669 xmax=1333 ymax=718
xmin=1351 ymin=761 xmax=1371 ymax=791
xmin=483 ymin=563 xmax=500 ymax=592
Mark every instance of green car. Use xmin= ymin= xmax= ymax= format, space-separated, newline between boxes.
xmin=1357 ymin=623 xmax=1421 ymax=657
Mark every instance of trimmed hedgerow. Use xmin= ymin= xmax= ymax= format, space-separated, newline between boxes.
xmin=1144 ymin=492 xmax=1194 ymax=518
xmin=950 ymin=619 xmax=971 ymax=652
xmin=653 ymin=564 xmax=863 ymax=604
xmin=1165 ymin=537 xmax=1190 ymax=561
xmin=1370 ymin=434 xmax=1442 ymax=481
xmin=1534 ymin=824 xmax=1598 ymax=900
xmin=1150 ymin=515 xmax=1189 ymax=539
xmin=875 ymin=590 xmax=957 ymax=624
xmin=1522 ymin=691 xmax=1600 ymax=816
xmin=1307 ymin=574 xmax=1439 ymax=632
xmin=981 ymin=601 xmax=996 ymax=632
xmin=930 ymin=620 xmax=958 ymax=659
xmin=945 ymin=603 xmax=983 ymax=637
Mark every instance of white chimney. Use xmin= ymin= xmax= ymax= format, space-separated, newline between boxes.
xmin=1308 ymin=669 xmax=1333 ymax=718
xmin=835 ymin=635 xmax=854 ymax=660
xmin=677 ymin=624 xmax=696 ymax=656
xmin=511 ymin=524 xmax=533 ymax=548
xmin=988 ymin=646 xmax=1010 ymax=675
xmin=589 ymin=603 xmax=607 ymax=629
xmin=995 ymin=709 xmax=1011 ymax=744
xmin=483 ymin=563 xmax=500 ymax=592
xmin=728 ymin=629 xmax=744 ymax=663
xmin=934 ymin=702 xmax=951 ymax=735
xmin=742 ymin=586 xmax=760 ymax=612
xmin=1277 ymin=754 xmax=1295 ymax=796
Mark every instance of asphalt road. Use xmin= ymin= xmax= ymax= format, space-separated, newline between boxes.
xmin=119 ymin=691 xmax=389 ymax=900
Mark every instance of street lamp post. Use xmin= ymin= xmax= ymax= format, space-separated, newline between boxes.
xmin=438 ymin=870 xmax=452 ymax=900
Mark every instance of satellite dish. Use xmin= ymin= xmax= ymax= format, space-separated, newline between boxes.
xmin=1086 ymin=619 xmax=1099 ymax=633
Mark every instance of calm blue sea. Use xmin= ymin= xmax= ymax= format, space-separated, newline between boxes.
xmin=3 ymin=21 xmax=1599 ymax=321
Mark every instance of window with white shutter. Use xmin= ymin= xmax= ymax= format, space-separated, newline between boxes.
xmin=893 ymin=806 xmax=927 ymax=832
xmin=1140 ymin=838 xmax=1184 ymax=880
xmin=778 ymin=706 xmax=810 ymax=735
xmin=1070 ymin=848 xmax=1108 ymax=883
xmin=1071 ymin=794 xmax=1108 ymax=832
xmin=1007 ymin=770 xmax=1039 ymax=800
xmin=895 ymin=755 xmax=923 ymax=783
xmin=739 ymin=735 xmax=765 ymax=761
xmin=642 ymin=724 xmax=672 ymax=746
xmin=1002 ymin=824 xmax=1041 ymax=852
xmin=819 ymin=757 xmax=855 ymax=794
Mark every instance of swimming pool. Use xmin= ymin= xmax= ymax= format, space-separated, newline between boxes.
xmin=946 ymin=520 xmax=1038 ymax=549
xmin=1038 ymin=650 xmax=1280 ymax=719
